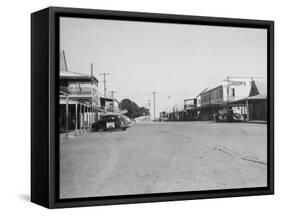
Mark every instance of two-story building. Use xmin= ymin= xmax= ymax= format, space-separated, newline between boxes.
xmin=230 ymin=79 xmax=267 ymax=121
xmin=59 ymin=51 xmax=99 ymax=135
xmin=199 ymin=77 xmax=252 ymax=120
xmin=99 ymin=97 xmax=120 ymax=113
xmin=183 ymin=98 xmax=197 ymax=120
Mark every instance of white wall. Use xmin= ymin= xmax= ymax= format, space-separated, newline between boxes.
xmin=222 ymin=78 xmax=252 ymax=101
xmin=0 ymin=0 xmax=279 ymax=215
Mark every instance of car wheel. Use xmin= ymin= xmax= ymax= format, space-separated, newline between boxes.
xmin=92 ymin=124 xmax=100 ymax=132
xmin=107 ymin=126 xmax=114 ymax=132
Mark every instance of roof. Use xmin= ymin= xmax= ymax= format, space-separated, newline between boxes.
xmin=61 ymin=70 xmax=88 ymax=77
xmin=59 ymin=50 xmax=98 ymax=83
xmin=60 ymin=50 xmax=68 ymax=71
xmin=197 ymin=88 xmax=209 ymax=97
xmin=253 ymin=79 xmax=267 ymax=96
xmin=230 ymin=94 xmax=267 ymax=104
xmin=198 ymin=84 xmax=223 ymax=97
xmin=100 ymin=97 xmax=119 ymax=103
xmin=60 ymin=70 xmax=99 ymax=83
xmin=184 ymin=98 xmax=196 ymax=101
xmin=59 ymin=86 xmax=69 ymax=95
xmin=248 ymin=94 xmax=267 ymax=100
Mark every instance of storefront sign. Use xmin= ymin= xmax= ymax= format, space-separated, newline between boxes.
xmin=229 ymin=80 xmax=251 ymax=86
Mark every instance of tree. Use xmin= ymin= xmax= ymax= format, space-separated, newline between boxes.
xmin=119 ymin=99 xmax=150 ymax=118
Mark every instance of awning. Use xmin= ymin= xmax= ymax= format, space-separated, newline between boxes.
xmin=229 ymin=94 xmax=267 ymax=104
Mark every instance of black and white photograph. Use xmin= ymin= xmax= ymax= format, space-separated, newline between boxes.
xmin=59 ymin=16 xmax=268 ymax=199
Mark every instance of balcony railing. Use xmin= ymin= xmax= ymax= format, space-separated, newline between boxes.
xmin=68 ymin=87 xmax=94 ymax=96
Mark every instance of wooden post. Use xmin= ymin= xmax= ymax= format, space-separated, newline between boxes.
xmin=83 ymin=105 xmax=86 ymax=133
xmin=85 ymin=106 xmax=87 ymax=131
xmin=65 ymin=96 xmax=69 ymax=138
xmin=246 ymin=99 xmax=249 ymax=121
xmin=87 ymin=106 xmax=89 ymax=131
xmin=79 ymin=104 xmax=82 ymax=134
xmin=75 ymin=103 xmax=78 ymax=135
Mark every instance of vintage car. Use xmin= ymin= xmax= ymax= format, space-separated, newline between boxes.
xmin=91 ymin=114 xmax=132 ymax=132
xmin=214 ymin=109 xmax=245 ymax=122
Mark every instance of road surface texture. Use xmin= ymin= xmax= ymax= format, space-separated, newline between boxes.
xmin=60 ymin=121 xmax=267 ymax=199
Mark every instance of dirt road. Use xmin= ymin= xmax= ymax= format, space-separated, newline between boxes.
xmin=60 ymin=121 xmax=267 ymax=198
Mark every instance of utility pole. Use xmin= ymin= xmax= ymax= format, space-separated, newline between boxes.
xmin=99 ymin=73 xmax=110 ymax=99
xmin=65 ymin=95 xmax=69 ymax=137
xmin=226 ymin=76 xmax=230 ymax=109
xmin=152 ymin=92 xmax=157 ymax=121
xmin=90 ymin=63 xmax=94 ymax=128
xmin=109 ymin=90 xmax=116 ymax=112
xmin=148 ymin=99 xmax=151 ymax=116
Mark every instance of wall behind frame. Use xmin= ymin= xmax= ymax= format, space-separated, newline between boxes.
xmin=0 ymin=0 xmax=279 ymax=215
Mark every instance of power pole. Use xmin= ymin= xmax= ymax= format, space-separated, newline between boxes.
xmin=109 ymin=90 xmax=116 ymax=100
xmin=109 ymin=90 xmax=116 ymax=112
xmin=148 ymin=99 xmax=151 ymax=116
xmin=90 ymin=63 xmax=95 ymax=127
xmin=152 ymin=92 xmax=157 ymax=121
xmin=99 ymin=73 xmax=110 ymax=98
xmin=226 ymin=76 xmax=230 ymax=109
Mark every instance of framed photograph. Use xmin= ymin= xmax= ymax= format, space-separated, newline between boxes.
xmin=31 ymin=7 xmax=274 ymax=208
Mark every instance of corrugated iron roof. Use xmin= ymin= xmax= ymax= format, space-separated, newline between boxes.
xmin=60 ymin=70 xmax=89 ymax=77
xmin=253 ymin=79 xmax=267 ymax=96
xmin=60 ymin=50 xmax=68 ymax=71
xmin=197 ymin=88 xmax=210 ymax=97
xmin=60 ymin=70 xmax=99 ymax=83
xmin=248 ymin=94 xmax=267 ymax=100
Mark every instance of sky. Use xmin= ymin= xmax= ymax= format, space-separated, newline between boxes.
xmin=60 ymin=17 xmax=267 ymax=117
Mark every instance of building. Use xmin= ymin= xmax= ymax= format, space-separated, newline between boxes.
xmin=198 ymin=77 xmax=252 ymax=120
xmin=59 ymin=51 xmax=99 ymax=134
xmin=183 ymin=98 xmax=197 ymax=120
xmin=99 ymin=97 xmax=120 ymax=113
xmin=166 ymin=103 xmax=185 ymax=121
xmin=196 ymin=88 xmax=209 ymax=109
xmin=230 ymin=79 xmax=267 ymax=121
xmin=159 ymin=77 xmax=266 ymax=122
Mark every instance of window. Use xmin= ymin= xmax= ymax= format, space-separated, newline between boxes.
xmin=232 ymin=88 xmax=235 ymax=97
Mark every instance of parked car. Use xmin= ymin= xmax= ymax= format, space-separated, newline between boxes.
xmin=215 ymin=109 xmax=245 ymax=122
xmin=92 ymin=114 xmax=132 ymax=132
xmin=159 ymin=111 xmax=168 ymax=121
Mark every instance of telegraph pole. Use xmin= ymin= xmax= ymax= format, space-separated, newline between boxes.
xmin=110 ymin=90 xmax=116 ymax=100
xmin=226 ymin=76 xmax=230 ymax=109
xmin=109 ymin=90 xmax=117 ymax=112
xmin=99 ymin=73 xmax=110 ymax=98
xmin=152 ymin=92 xmax=157 ymax=121
xmin=148 ymin=99 xmax=151 ymax=116
xmin=90 ymin=63 xmax=94 ymax=128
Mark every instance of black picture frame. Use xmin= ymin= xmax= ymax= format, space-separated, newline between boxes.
xmin=31 ymin=6 xmax=274 ymax=208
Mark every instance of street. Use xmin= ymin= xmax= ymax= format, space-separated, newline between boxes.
xmin=60 ymin=121 xmax=267 ymax=199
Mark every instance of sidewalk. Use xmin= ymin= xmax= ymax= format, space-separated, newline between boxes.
xmin=60 ymin=129 xmax=91 ymax=139
xmin=246 ymin=120 xmax=267 ymax=124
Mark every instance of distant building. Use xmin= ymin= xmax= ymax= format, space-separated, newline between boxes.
xmin=184 ymin=98 xmax=197 ymax=110
xmin=196 ymin=88 xmax=209 ymax=108
xmin=99 ymin=97 xmax=120 ymax=113
xmin=159 ymin=111 xmax=168 ymax=121
xmin=159 ymin=77 xmax=267 ymax=122
xmin=183 ymin=98 xmax=197 ymax=120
